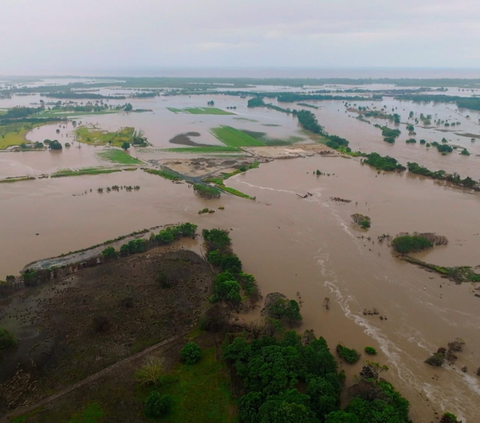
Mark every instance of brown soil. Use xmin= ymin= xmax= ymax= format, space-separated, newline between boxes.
xmin=0 ymin=248 xmax=213 ymax=414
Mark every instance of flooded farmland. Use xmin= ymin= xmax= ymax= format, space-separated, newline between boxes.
xmin=1 ymin=77 xmax=480 ymax=422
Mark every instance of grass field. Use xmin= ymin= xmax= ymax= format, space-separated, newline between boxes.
xmin=0 ymin=176 xmax=36 ymax=183
xmin=51 ymin=167 xmax=124 ymax=178
xmin=160 ymin=347 xmax=237 ymax=423
xmin=75 ymin=126 xmax=134 ymax=147
xmin=98 ymin=149 xmax=142 ymax=165
xmin=0 ymin=122 xmax=44 ymax=150
xmin=211 ymin=126 xmax=266 ymax=147
xmin=167 ymin=107 xmax=234 ymax=115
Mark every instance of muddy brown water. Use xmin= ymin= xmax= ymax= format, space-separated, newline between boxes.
xmin=1 ymin=155 xmax=480 ymax=421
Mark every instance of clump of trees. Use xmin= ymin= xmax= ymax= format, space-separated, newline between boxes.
xmin=223 ymin=328 xmax=411 ymax=423
xmin=44 ymin=139 xmax=62 ymax=150
xmin=407 ymin=162 xmax=477 ymax=189
xmin=203 ymin=229 xmax=260 ymax=305
xmin=365 ymin=346 xmax=377 ymax=355
xmin=193 ymin=183 xmax=221 ymax=199
xmin=391 ymin=235 xmax=433 ymax=254
xmin=364 ymin=153 xmax=406 ymax=172
xmin=102 ymin=223 xmax=198 ymax=259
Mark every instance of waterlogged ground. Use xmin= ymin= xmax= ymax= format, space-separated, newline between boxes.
xmin=1 ymin=80 xmax=480 ymax=422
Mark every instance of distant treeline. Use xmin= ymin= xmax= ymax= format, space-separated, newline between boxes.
xmin=43 ymin=92 xmax=127 ymax=100
xmin=277 ymin=93 xmax=382 ymax=102
xmin=395 ymin=94 xmax=480 ymax=111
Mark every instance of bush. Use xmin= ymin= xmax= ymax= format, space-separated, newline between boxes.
xmin=0 ymin=328 xmax=18 ymax=350
xmin=391 ymin=236 xmax=433 ymax=254
xmin=101 ymin=246 xmax=117 ymax=259
xmin=364 ymin=346 xmax=377 ymax=355
xmin=135 ymin=357 xmax=164 ymax=386
xmin=144 ymin=391 xmax=172 ymax=418
xmin=180 ymin=342 xmax=202 ymax=364
xmin=336 ymin=344 xmax=360 ymax=364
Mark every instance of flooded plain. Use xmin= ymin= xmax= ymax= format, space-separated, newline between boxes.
xmin=1 ymin=155 xmax=480 ymax=421
xmin=1 ymin=80 xmax=480 ymax=422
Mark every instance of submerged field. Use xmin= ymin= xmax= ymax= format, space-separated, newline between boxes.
xmin=167 ymin=107 xmax=234 ymax=115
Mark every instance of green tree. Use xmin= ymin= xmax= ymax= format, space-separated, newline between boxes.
xmin=180 ymin=342 xmax=202 ymax=364
xmin=144 ymin=392 xmax=172 ymax=418
xmin=121 ymin=141 xmax=131 ymax=150
xmin=325 ymin=411 xmax=359 ymax=423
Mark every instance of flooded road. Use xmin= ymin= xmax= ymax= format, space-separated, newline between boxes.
xmin=1 ymin=156 xmax=479 ymax=421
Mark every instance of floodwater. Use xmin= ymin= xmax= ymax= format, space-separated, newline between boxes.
xmin=1 ymin=156 xmax=480 ymax=422
xmin=1 ymin=81 xmax=480 ymax=421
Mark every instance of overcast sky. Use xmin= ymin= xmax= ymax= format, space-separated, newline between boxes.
xmin=2 ymin=0 xmax=480 ymax=75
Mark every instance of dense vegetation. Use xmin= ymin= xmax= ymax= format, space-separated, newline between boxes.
xmin=277 ymin=93 xmax=382 ymax=103
xmin=143 ymin=168 xmax=182 ymax=181
xmin=364 ymin=153 xmax=406 ymax=172
xmin=407 ymin=162 xmax=477 ymax=189
xmin=193 ymin=184 xmax=222 ymax=199
xmin=395 ymin=94 xmax=480 ymax=111
xmin=102 ymin=223 xmax=198 ymax=258
xmin=391 ymin=236 xmax=433 ymax=254
xmin=203 ymin=229 xmax=259 ymax=304
xmin=374 ymin=124 xmax=401 ymax=143
xmin=223 ymin=329 xmax=411 ymax=423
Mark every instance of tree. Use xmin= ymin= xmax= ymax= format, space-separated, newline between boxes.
xmin=325 ymin=411 xmax=359 ymax=423
xmin=124 ymin=103 xmax=133 ymax=112
xmin=180 ymin=342 xmax=202 ymax=364
xmin=144 ymin=392 xmax=172 ymax=418
xmin=49 ymin=140 xmax=62 ymax=150
xmin=121 ymin=142 xmax=130 ymax=150
xmin=258 ymin=400 xmax=318 ymax=423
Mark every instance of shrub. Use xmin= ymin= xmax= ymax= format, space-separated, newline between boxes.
xmin=0 ymin=328 xmax=18 ymax=350
xmin=180 ymin=342 xmax=202 ymax=364
xmin=359 ymin=219 xmax=371 ymax=229
xmin=144 ymin=392 xmax=172 ymax=418
xmin=336 ymin=344 xmax=360 ymax=364
xmin=101 ymin=246 xmax=117 ymax=259
xmin=364 ymin=346 xmax=377 ymax=355
xmin=391 ymin=236 xmax=433 ymax=254
xmin=135 ymin=357 xmax=164 ymax=386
